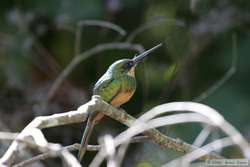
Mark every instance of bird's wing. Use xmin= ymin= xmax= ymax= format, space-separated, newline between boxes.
xmin=93 ymin=75 xmax=121 ymax=103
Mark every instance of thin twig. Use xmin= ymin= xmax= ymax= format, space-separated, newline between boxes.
xmin=61 ymin=150 xmax=81 ymax=167
xmin=0 ymin=132 xmax=19 ymax=141
xmin=193 ymin=34 xmax=238 ymax=102
xmin=193 ymin=125 xmax=213 ymax=147
xmin=89 ymin=147 xmax=106 ymax=167
xmin=13 ymin=136 xmax=148 ymax=167
xmin=74 ymin=20 xmax=126 ymax=56
xmin=114 ymin=140 xmax=130 ymax=167
xmin=78 ymin=20 xmax=126 ymax=36
xmin=13 ymin=144 xmax=93 ymax=167
xmin=14 ymin=133 xmax=79 ymax=167
xmin=103 ymin=135 xmax=116 ymax=167
xmin=164 ymin=137 xmax=234 ymax=167
xmin=46 ymin=42 xmax=144 ymax=101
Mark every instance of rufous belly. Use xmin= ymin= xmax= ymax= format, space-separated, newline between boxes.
xmin=111 ymin=91 xmax=134 ymax=107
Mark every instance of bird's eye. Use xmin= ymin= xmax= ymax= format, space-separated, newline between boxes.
xmin=123 ymin=61 xmax=133 ymax=70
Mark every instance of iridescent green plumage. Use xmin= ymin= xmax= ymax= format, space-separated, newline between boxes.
xmin=78 ymin=44 xmax=162 ymax=162
xmin=93 ymin=59 xmax=136 ymax=104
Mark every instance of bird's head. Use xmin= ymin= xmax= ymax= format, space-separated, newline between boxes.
xmin=107 ymin=43 xmax=162 ymax=77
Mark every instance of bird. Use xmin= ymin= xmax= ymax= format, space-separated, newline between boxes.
xmin=78 ymin=43 xmax=162 ymax=161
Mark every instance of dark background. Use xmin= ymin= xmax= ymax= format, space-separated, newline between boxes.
xmin=0 ymin=0 xmax=250 ymax=166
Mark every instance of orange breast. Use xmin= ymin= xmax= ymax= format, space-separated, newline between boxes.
xmin=111 ymin=91 xmax=134 ymax=107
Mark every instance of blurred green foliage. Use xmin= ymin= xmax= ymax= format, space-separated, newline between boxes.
xmin=0 ymin=0 xmax=250 ymax=166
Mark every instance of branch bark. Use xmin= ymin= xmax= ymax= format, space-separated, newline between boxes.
xmin=0 ymin=96 xmax=221 ymax=166
xmin=13 ymin=136 xmax=148 ymax=167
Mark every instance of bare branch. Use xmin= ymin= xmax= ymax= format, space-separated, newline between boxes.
xmin=13 ymin=136 xmax=148 ymax=167
xmin=13 ymin=144 xmax=86 ymax=167
xmin=0 ymin=98 xmax=92 ymax=166
xmin=103 ymin=135 xmax=116 ymax=167
xmin=74 ymin=20 xmax=126 ymax=56
xmin=194 ymin=33 xmax=238 ymax=102
xmin=0 ymin=132 xmax=19 ymax=141
xmin=131 ymin=101 xmax=250 ymax=158
xmin=164 ymin=137 xmax=234 ymax=167
xmin=193 ymin=125 xmax=213 ymax=147
xmin=91 ymin=100 xmax=250 ymax=166
xmin=46 ymin=42 xmax=145 ymax=101
xmin=61 ymin=150 xmax=81 ymax=167
xmin=78 ymin=20 xmax=126 ymax=36
xmin=0 ymin=96 xmax=224 ymax=166
xmin=89 ymin=97 xmax=223 ymax=160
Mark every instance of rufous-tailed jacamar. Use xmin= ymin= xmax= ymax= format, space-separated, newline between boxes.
xmin=78 ymin=43 xmax=162 ymax=161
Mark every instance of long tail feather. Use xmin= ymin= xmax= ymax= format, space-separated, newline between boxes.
xmin=78 ymin=114 xmax=96 ymax=161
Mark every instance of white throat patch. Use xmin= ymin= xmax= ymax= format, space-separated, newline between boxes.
xmin=127 ymin=66 xmax=135 ymax=77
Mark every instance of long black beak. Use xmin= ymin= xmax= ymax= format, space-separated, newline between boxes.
xmin=133 ymin=43 xmax=162 ymax=64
